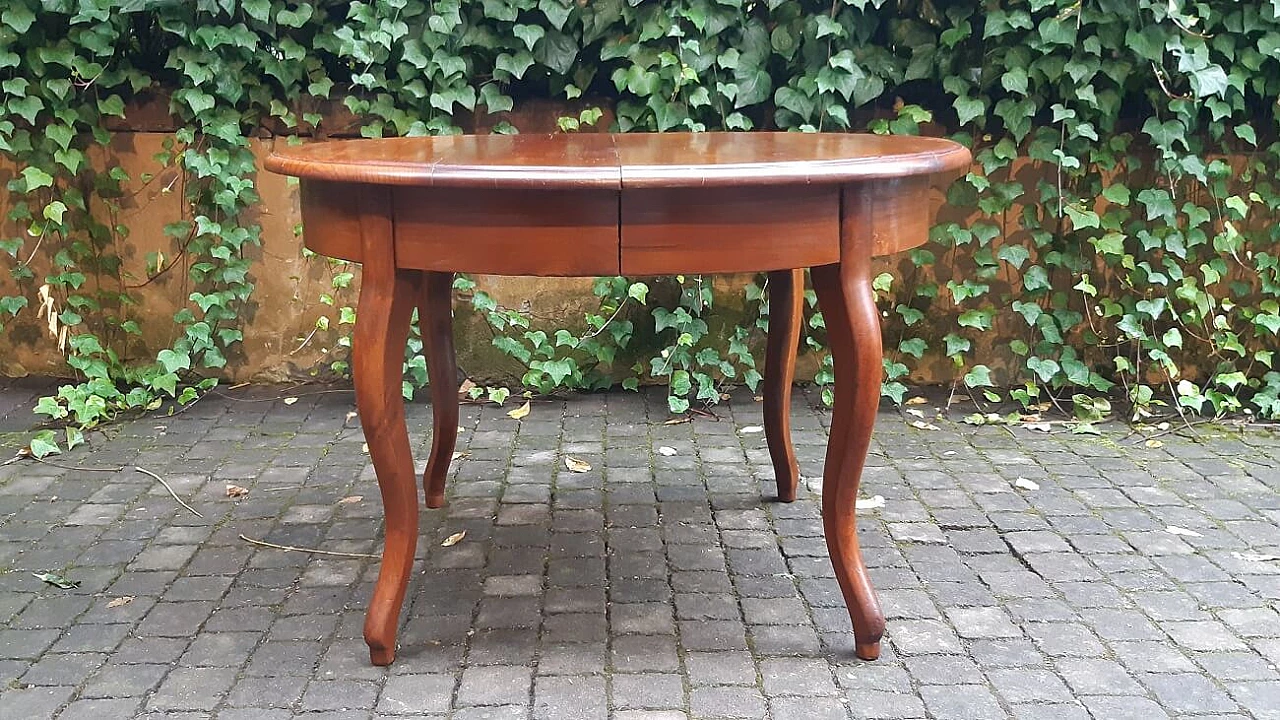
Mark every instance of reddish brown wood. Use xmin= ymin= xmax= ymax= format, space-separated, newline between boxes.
xmin=764 ymin=269 xmax=804 ymax=503
xmin=267 ymin=132 xmax=973 ymax=667
xmin=809 ymin=184 xmax=891 ymax=661
xmin=420 ymin=271 xmax=457 ymax=509
xmin=298 ymin=180 xmax=364 ymax=262
xmin=349 ymin=186 xmax=420 ymax=667
xmin=265 ymin=132 xmax=970 ymax=189
xmin=619 ymin=186 xmax=838 ymax=275
xmin=393 ymin=187 xmax=620 ymax=276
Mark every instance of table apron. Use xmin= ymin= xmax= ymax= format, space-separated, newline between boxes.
xmin=298 ymin=177 xmax=936 ymax=275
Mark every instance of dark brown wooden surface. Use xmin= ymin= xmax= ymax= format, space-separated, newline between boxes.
xmin=393 ymin=187 xmax=620 ymax=276
xmin=265 ymin=132 xmax=970 ymax=189
xmin=619 ymin=186 xmax=838 ymax=275
xmin=266 ymin=132 xmax=971 ymax=667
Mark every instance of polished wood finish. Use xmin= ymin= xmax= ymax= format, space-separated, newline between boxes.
xmin=266 ymin=132 xmax=970 ymax=667
xmin=764 ymin=269 xmax=804 ymax=503
xmin=419 ymin=272 xmax=457 ymax=509
xmin=298 ymin=180 xmax=365 ymax=263
xmin=266 ymin=132 xmax=970 ymax=189
xmin=349 ymin=186 xmax=420 ymax=667
xmin=394 ymin=187 xmax=619 ymax=276
xmin=620 ymin=186 xmax=838 ymax=275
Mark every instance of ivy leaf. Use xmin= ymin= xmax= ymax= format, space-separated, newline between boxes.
xmin=157 ymin=349 xmax=191 ymax=374
xmin=1001 ymin=67 xmax=1029 ymax=95
xmin=1 ymin=6 xmax=35 ymax=33
xmin=963 ymin=365 xmax=994 ymax=388
xmin=533 ymin=31 xmax=578 ymax=75
xmin=954 ymin=95 xmax=986 ymax=125
xmin=22 ymin=166 xmax=54 ymax=190
xmin=734 ymin=68 xmax=771 ymax=107
xmin=998 ymin=245 xmax=1030 ymax=269
xmin=1102 ymin=183 xmax=1131 ymax=206
xmin=514 ymin=24 xmax=546 ymax=52
xmin=32 ymin=572 xmax=78 ymax=589
xmin=539 ymin=0 xmax=572 ymax=30
xmin=27 ymin=429 xmax=61 ymax=458
xmin=1189 ymin=64 xmax=1228 ymax=98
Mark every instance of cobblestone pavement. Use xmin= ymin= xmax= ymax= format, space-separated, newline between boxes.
xmin=1 ymin=378 xmax=1280 ymax=719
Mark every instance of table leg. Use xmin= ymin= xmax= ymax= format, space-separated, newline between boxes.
xmin=764 ymin=268 xmax=804 ymax=502
xmin=419 ymin=271 xmax=457 ymax=509
xmin=354 ymin=263 xmax=420 ymax=666
xmin=810 ymin=260 xmax=885 ymax=661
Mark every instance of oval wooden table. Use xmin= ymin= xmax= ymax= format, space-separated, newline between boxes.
xmin=265 ymin=133 xmax=970 ymax=666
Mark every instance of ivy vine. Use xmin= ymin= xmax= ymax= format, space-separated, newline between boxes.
xmin=3 ymin=0 xmax=1279 ymax=456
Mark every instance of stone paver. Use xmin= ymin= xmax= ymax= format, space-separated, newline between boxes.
xmin=1 ymin=378 xmax=1279 ymax=718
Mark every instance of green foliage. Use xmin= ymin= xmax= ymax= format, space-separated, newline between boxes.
xmin=3 ymin=0 xmax=1280 ymax=452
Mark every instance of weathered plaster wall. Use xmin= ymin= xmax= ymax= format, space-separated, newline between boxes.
xmin=2 ymin=122 xmax=981 ymax=387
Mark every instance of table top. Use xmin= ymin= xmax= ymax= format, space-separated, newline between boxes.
xmin=264 ymin=132 xmax=971 ymax=189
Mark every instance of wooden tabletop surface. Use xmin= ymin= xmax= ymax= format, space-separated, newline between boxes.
xmin=264 ymin=132 xmax=971 ymax=189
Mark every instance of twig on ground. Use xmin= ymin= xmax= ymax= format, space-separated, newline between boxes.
xmin=1134 ymin=418 xmax=1213 ymax=444
xmin=239 ymin=534 xmax=379 ymax=559
xmin=134 ymin=466 xmax=204 ymax=518
xmin=34 ymin=457 xmax=125 ymax=472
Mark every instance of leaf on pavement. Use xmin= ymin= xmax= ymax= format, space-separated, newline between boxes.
xmin=32 ymin=572 xmax=79 ymax=589
xmin=856 ymin=495 xmax=885 ymax=510
xmin=564 ymin=456 xmax=591 ymax=473
xmin=1165 ymin=525 xmax=1203 ymax=538
xmin=507 ymin=402 xmax=531 ymax=420
xmin=657 ymin=446 xmax=678 ymax=456
xmin=440 ymin=531 xmax=466 ymax=547
xmin=225 ymin=484 xmax=249 ymax=498
xmin=107 ymin=596 xmax=134 ymax=608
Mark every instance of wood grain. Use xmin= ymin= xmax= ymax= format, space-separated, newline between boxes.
xmin=620 ymin=186 xmax=838 ymax=275
xmin=420 ymin=271 xmax=457 ymax=509
xmin=266 ymin=132 xmax=971 ymax=190
xmin=264 ymin=132 xmax=975 ymax=668
xmin=298 ymin=180 xmax=365 ymax=262
xmin=809 ymin=184 xmax=891 ymax=661
xmin=764 ymin=269 xmax=804 ymax=503
xmin=393 ymin=187 xmax=620 ymax=276
xmin=350 ymin=186 xmax=419 ymax=667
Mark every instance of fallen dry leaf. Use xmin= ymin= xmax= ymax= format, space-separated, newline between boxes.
xmin=107 ymin=596 xmax=134 ymax=609
xmin=1165 ymin=525 xmax=1204 ymax=538
xmin=283 ymin=397 xmax=298 ymax=405
xmin=1024 ymin=422 xmax=1054 ymax=433
xmin=507 ymin=402 xmax=531 ymax=420
xmin=458 ymin=378 xmax=476 ymax=396
xmin=361 ymin=443 xmax=369 ymax=454
xmin=657 ymin=446 xmax=678 ymax=456
xmin=856 ymin=495 xmax=886 ymax=510
xmin=909 ymin=420 xmax=941 ymax=431
xmin=1232 ymin=552 xmax=1280 ymax=563
xmin=32 ymin=572 xmax=78 ymax=589
xmin=1145 ymin=439 xmax=1164 ymax=448
xmin=344 ymin=411 xmax=358 ymax=423
xmin=740 ymin=426 xmax=764 ymax=434
xmin=225 ymin=484 xmax=249 ymax=498
xmin=440 ymin=531 xmax=466 ymax=547
xmin=904 ymin=396 xmax=928 ymax=406
xmin=451 ymin=451 xmax=469 ymax=462
xmin=1013 ymin=477 xmax=1040 ymax=491
xmin=338 ymin=495 xmax=363 ymax=505
xmin=904 ymin=408 xmax=926 ymax=419
xmin=662 ymin=417 xmax=690 ymax=426
xmin=564 ymin=456 xmax=592 ymax=473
